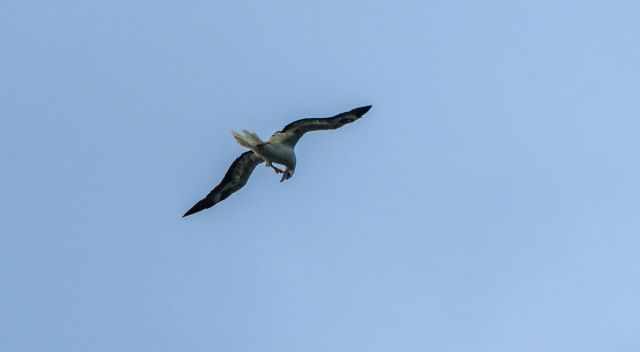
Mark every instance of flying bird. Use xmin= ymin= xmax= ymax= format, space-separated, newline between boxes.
xmin=183 ymin=105 xmax=372 ymax=217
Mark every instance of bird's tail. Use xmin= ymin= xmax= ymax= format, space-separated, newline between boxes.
xmin=232 ymin=130 xmax=265 ymax=151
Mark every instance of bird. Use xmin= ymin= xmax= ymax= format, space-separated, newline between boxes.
xmin=182 ymin=105 xmax=372 ymax=217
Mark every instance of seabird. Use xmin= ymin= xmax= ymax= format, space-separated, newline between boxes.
xmin=183 ymin=105 xmax=372 ymax=217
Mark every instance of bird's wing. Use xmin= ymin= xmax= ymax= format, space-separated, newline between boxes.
xmin=277 ymin=105 xmax=372 ymax=146
xmin=183 ymin=151 xmax=264 ymax=217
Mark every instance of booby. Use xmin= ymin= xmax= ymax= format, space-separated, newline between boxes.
xmin=183 ymin=105 xmax=372 ymax=217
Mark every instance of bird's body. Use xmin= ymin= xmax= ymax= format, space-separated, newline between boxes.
xmin=183 ymin=105 xmax=371 ymax=217
xmin=232 ymin=130 xmax=297 ymax=181
xmin=259 ymin=142 xmax=296 ymax=172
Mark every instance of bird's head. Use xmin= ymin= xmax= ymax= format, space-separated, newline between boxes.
xmin=280 ymin=168 xmax=294 ymax=183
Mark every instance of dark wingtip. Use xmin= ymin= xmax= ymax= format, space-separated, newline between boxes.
xmin=182 ymin=203 xmax=202 ymax=218
xmin=351 ymin=105 xmax=372 ymax=117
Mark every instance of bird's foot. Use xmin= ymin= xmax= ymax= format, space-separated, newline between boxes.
xmin=266 ymin=161 xmax=283 ymax=173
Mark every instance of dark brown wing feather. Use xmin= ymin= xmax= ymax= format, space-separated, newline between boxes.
xmin=183 ymin=151 xmax=264 ymax=217
xmin=280 ymin=105 xmax=372 ymax=146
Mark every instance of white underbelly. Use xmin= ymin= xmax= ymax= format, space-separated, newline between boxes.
xmin=261 ymin=143 xmax=296 ymax=167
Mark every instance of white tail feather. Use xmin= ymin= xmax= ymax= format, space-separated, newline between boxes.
xmin=243 ymin=130 xmax=264 ymax=145
xmin=232 ymin=130 xmax=264 ymax=150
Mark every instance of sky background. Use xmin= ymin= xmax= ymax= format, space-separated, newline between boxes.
xmin=2 ymin=0 xmax=640 ymax=351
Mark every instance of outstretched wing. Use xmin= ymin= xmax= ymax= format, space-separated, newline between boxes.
xmin=276 ymin=105 xmax=372 ymax=146
xmin=183 ymin=151 xmax=264 ymax=217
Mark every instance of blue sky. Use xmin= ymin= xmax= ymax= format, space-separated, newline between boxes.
xmin=2 ymin=0 xmax=640 ymax=351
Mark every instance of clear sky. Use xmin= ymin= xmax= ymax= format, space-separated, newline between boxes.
xmin=2 ymin=0 xmax=640 ymax=351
